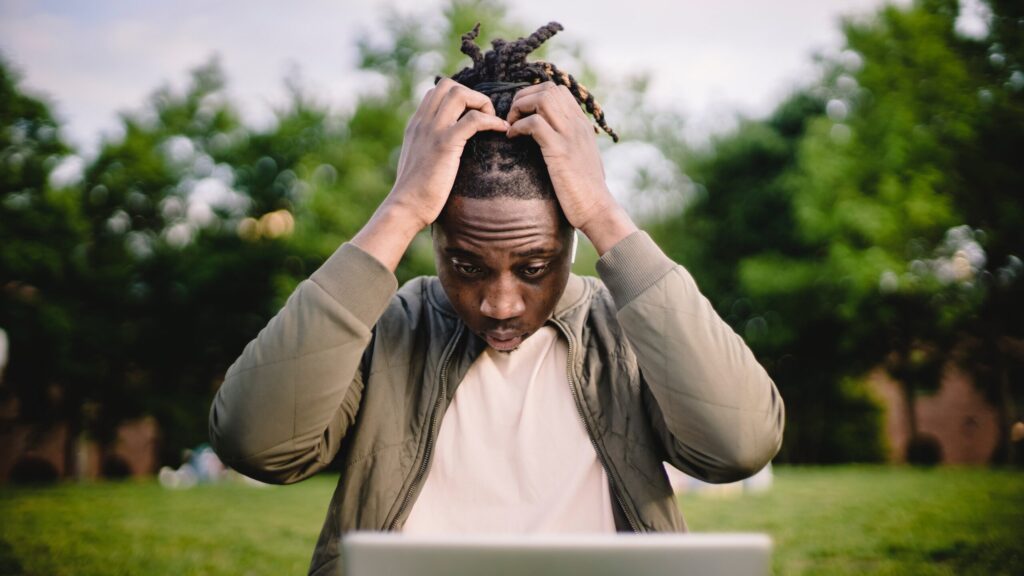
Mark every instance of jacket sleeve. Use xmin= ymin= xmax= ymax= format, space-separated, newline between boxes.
xmin=208 ymin=242 xmax=397 ymax=484
xmin=596 ymin=231 xmax=785 ymax=483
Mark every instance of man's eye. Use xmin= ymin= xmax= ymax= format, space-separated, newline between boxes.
xmin=453 ymin=262 xmax=482 ymax=276
xmin=521 ymin=264 xmax=549 ymax=277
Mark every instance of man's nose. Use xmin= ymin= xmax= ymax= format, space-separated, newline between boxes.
xmin=479 ymin=275 xmax=526 ymax=320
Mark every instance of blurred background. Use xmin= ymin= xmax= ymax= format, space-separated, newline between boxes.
xmin=0 ymin=0 xmax=1022 ymax=573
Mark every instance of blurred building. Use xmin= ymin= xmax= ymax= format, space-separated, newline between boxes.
xmin=870 ymin=364 xmax=1000 ymax=465
xmin=0 ymin=413 xmax=159 ymax=483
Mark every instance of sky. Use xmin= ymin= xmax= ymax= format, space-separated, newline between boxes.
xmin=0 ymin=0 xmax=910 ymax=158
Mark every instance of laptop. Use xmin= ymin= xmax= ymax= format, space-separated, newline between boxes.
xmin=342 ymin=532 xmax=772 ymax=575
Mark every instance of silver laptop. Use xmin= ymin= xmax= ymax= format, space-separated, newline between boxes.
xmin=342 ymin=532 xmax=772 ymax=575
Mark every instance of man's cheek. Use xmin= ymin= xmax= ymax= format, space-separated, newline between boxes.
xmin=527 ymin=281 xmax=560 ymax=319
xmin=452 ymin=290 xmax=484 ymax=326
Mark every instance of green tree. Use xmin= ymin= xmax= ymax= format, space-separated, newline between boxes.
xmin=649 ymin=91 xmax=888 ymax=463
xmin=946 ymin=0 xmax=1024 ymax=464
xmin=0 ymin=56 xmax=84 ymax=468
xmin=792 ymin=0 xmax=1023 ymax=463
xmin=286 ymin=0 xmax=528 ymax=285
xmin=73 ymin=59 xmax=305 ymax=465
xmin=778 ymin=0 xmax=977 ymax=461
xmin=650 ymin=0 xmax=1024 ymax=464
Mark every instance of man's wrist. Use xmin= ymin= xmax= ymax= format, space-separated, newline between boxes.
xmin=579 ymin=199 xmax=638 ymax=256
xmin=350 ymin=198 xmax=425 ymax=272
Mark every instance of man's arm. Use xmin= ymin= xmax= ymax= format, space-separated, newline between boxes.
xmin=507 ymin=82 xmax=784 ymax=482
xmin=352 ymin=79 xmax=509 ymax=269
xmin=208 ymin=79 xmax=508 ymax=483
xmin=506 ymin=82 xmax=637 ymax=253
xmin=597 ymin=231 xmax=785 ymax=482
xmin=208 ymin=243 xmax=395 ymax=484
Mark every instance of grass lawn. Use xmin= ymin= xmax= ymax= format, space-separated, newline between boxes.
xmin=1 ymin=465 xmax=1021 ymax=575
xmin=678 ymin=466 xmax=1023 ymax=575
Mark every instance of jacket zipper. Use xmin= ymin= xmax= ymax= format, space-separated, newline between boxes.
xmin=387 ymin=324 xmax=463 ymax=531
xmin=551 ymin=319 xmax=641 ymax=533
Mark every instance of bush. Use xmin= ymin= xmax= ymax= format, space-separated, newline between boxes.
xmin=9 ymin=457 xmax=59 ymax=484
xmin=906 ymin=434 xmax=943 ymax=466
xmin=101 ymin=455 xmax=133 ymax=479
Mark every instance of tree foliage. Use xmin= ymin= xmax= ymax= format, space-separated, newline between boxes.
xmin=0 ymin=57 xmax=82 ymax=433
xmin=0 ymin=0 xmax=536 ymax=470
xmin=649 ymin=0 xmax=1023 ymax=463
xmin=2 ymin=0 xmax=1020 ymax=471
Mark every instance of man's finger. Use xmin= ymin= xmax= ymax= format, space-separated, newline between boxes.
xmin=506 ymin=91 xmax=567 ymax=130
xmin=435 ymin=83 xmax=497 ymax=125
xmin=449 ymin=110 xmax=510 ymax=141
xmin=506 ymin=114 xmax=559 ymax=149
xmin=417 ymin=78 xmax=453 ymax=117
xmin=509 ymin=81 xmax=555 ymax=104
xmin=554 ymin=84 xmax=589 ymax=120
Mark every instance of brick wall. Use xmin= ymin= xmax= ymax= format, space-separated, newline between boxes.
xmin=869 ymin=363 xmax=1000 ymax=464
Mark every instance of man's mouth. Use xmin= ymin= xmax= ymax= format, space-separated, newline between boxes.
xmin=483 ymin=330 xmax=525 ymax=352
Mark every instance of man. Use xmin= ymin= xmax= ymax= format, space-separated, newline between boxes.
xmin=209 ymin=23 xmax=784 ymax=576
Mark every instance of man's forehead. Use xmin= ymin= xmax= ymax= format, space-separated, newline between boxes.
xmin=435 ymin=196 xmax=567 ymax=254
xmin=444 ymin=244 xmax=559 ymax=259
xmin=440 ymin=196 xmax=562 ymax=233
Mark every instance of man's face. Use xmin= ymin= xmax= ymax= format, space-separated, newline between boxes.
xmin=433 ymin=195 xmax=573 ymax=352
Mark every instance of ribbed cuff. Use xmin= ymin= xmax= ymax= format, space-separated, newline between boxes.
xmin=310 ymin=242 xmax=399 ymax=327
xmin=595 ymin=230 xmax=676 ymax=310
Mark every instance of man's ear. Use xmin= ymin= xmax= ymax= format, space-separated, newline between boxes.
xmin=430 ymin=219 xmax=444 ymax=246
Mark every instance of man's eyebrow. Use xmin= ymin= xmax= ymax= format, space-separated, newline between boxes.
xmin=444 ymin=247 xmax=482 ymax=259
xmin=444 ymin=246 xmax=558 ymax=258
xmin=512 ymin=247 xmax=557 ymax=258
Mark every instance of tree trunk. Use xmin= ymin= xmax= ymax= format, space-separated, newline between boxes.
xmin=62 ymin=409 xmax=79 ymax=480
xmin=901 ymin=375 xmax=918 ymax=460
xmin=993 ymin=337 xmax=1018 ymax=466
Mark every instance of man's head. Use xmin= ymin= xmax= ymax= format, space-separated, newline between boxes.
xmin=432 ymin=22 xmax=615 ymax=351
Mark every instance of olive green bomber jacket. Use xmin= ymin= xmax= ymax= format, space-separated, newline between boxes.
xmin=208 ymin=231 xmax=785 ymax=576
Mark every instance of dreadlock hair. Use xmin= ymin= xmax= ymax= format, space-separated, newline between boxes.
xmin=447 ymin=22 xmax=617 ymax=140
xmin=443 ymin=22 xmax=617 ymax=205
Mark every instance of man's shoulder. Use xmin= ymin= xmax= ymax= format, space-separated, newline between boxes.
xmin=379 ymin=275 xmax=460 ymax=327
xmin=394 ymin=275 xmax=451 ymax=312
xmin=395 ymin=274 xmax=433 ymax=297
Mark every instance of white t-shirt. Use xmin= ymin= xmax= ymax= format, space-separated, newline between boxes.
xmin=402 ymin=325 xmax=616 ymax=533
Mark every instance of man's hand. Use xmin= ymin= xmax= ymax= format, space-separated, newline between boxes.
xmin=391 ymin=78 xmax=510 ymax=228
xmin=506 ymin=82 xmax=637 ymax=255
xmin=352 ymin=79 xmax=509 ymax=271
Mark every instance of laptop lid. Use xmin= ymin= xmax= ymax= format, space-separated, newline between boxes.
xmin=342 ymin=532 xmax=772 ymax=576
